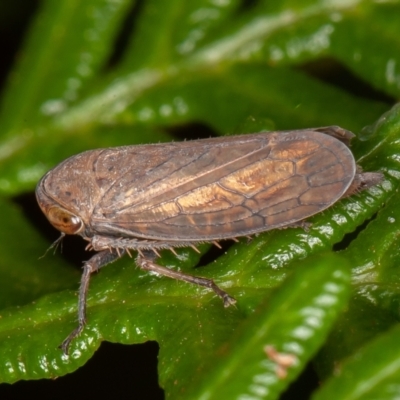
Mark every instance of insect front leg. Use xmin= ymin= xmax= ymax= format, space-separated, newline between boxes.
xmin=60 ymin=249 xmax=123 ymax=354
xmin=136 ymin=251 xmax=236 ymax=307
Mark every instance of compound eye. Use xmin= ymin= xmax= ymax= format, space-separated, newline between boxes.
xmin=47 ymin=207 xmax=83 ymax=235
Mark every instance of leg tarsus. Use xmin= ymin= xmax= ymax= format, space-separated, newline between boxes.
xmin=59 ymin=322 xmax=85 ymax=354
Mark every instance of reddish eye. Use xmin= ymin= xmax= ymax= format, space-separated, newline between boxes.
xmin=47 ymin=207 xmax=83 ymax=235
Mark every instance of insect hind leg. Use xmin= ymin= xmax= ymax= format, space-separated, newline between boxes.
xmin=136 ymin=252 xmax=236 ymax=307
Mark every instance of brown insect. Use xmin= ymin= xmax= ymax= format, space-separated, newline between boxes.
xmin=36 ymin=126 xmax=382 ymax=353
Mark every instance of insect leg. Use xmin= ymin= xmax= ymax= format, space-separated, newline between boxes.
xmin=136 ymin=252 xmax=236 ymax=307
xmin=60 ymin=249 xmax=123 ymax=354
xmin=342 ymin=171 xmax=384 ymax=197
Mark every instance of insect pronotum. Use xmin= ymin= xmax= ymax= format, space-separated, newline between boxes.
xmin=36 ymin=126 xmax=382 ymax=353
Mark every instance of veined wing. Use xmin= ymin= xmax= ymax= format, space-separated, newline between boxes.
xmin=91 ymin=130 xmax=356 ymax=240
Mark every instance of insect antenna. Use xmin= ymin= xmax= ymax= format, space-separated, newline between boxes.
xmin=39 ymin=233 xmax=65 ymax=259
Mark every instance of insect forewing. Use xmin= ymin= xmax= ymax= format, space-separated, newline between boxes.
xmin=88 ymin=130 xmax=356 ymax=240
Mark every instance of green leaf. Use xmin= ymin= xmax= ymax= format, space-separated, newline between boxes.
xmin=0 ymin=197 xmax=77 ymax=309
xmin=183 ymin=254 xmax=351 ymax=400
xmin=315 ymin=104 xmax=400 ymax=379
xmin=1 ymin=0 xmax=400 ymax=398
xmin=0 ymin=0 xmax=134 ymax=132
xmin=0 ymin=0 xmax=393 ymax=195
xmin=312 ymin=325 xmax=400 ymax=400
